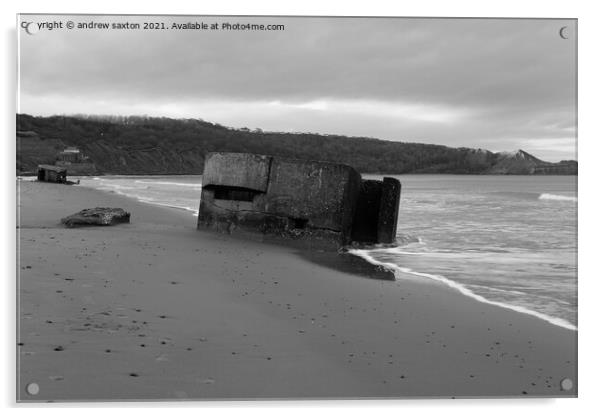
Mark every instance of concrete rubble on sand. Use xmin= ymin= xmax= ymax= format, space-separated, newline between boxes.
xmin=197 ymin=152 xmax=401 ymax=250
xmin=61 ymin=207 xmax=131 ymax=228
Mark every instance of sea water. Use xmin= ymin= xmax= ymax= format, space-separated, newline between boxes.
xmin=75 ymin=174 xmax=577 ymax=330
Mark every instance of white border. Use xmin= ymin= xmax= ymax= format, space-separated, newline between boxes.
xmin=3 ymin=1 xmax=600 ymax=415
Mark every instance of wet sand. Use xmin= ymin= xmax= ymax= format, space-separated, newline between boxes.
xmin=17 ymin=180 xmax=577 ymax=401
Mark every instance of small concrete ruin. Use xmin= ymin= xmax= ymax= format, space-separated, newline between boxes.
xmin=37 ymin=165 xmax=67 ymax=183
xmin=197 ymin=152 xmax=401 ymax=249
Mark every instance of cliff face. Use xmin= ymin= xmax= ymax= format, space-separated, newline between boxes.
xmin=80 ymin=140 xmax=206 ymax=174
xmin=16 ymin=128 xmax=207 ymax=175
xmin=16 ymin=114 xmax=577 ymax=175
xmin=17 ymin=131 xmax=67 ymax=173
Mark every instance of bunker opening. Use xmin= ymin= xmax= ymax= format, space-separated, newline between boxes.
xmin=205 ymin=185 xmax=261 ymax=202
xmin=289 ymin=217 xmax=309 ymax=229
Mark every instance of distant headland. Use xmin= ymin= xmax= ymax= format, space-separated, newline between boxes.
xmin=16 ymin=114 xmax=577 ymax=176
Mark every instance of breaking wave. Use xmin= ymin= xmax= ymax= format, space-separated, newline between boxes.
xmin=539 ymin=193 xmax=577 ymax=202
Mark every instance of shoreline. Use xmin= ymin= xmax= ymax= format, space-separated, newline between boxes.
xmin=350 ymin=249 xmax=577 ymax=331
xmin=65 ymin=175 xmax=577 ymax=332
xmin=17 ymin=180 xmax=577 ymax=400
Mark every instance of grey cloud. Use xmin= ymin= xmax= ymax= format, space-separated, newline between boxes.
xmin=19 ymin=16 xmax=577 ymax=161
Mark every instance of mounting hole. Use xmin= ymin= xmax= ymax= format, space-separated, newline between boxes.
xmin=26 ymin=382 xmax=40 ymax=395
xmin=25 ymin=23 xmax=40 ymax=35
xmin=560 ymin=378 xmax=573 ymax=391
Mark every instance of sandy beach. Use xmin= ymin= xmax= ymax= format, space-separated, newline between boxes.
xmin=16 ymin=180 xmax=577 ymax=401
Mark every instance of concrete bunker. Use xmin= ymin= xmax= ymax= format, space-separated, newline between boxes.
xmin=197 ymin=152 xmax=401 ymax=249
xmin=37 ymin=165 xmax=67 ymax=184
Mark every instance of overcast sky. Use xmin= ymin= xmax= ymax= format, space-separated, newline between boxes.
xmin=19 ymin=16 xmax=576 ymax=161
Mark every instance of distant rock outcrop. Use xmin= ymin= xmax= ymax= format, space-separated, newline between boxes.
xmin=487 ymin=150 xmax=578 ymax=175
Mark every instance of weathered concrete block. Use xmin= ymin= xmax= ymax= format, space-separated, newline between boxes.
xmin=61 ymin=207 xmax=131 ymax=227
xmin=266 ymin=158 xmax=361 ymax=238
xmin=377 ymin=177 xmax=401 ymax=244
xmin=202 ymin=153 xmax=271 ymax=192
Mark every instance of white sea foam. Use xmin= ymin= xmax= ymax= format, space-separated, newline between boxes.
xmin=136 ymin=197 xmax=199 ymax=216
xmin=80 ymin=177 xmax=200 ymax=216
xmin=99 ymin=184 xmax=138 ymax=191
xmin=466 ymin=284 xmax=528 ymax=296
xmin=348 ymin=248 xmax=577 ymax=331
xmin=134 ymin=180 xmax=203 ymax=188
xmin=539 ymin=193 xmax=577 ymax=202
